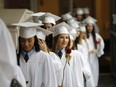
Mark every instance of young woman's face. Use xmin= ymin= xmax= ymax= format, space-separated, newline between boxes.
xmin=76 ymin=15 xmax=83 ymax=21
xmin=87 ymin=23 xmax=94 ymax=33
xmin=57 ymin=34 xmax=69 ymax=50
xmin=77 ymin=31 xmax=80 ymax=37
xmin=20 ymin=37 xmax=35 ymax=52
xmin=43 ymin=23 xmax=53 ymax=29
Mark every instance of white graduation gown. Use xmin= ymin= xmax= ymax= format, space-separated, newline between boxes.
xmin=77 ymin=43 xmax=95 ymax=87
xmin=16 ymin=66 xmax=27 ymax=87
xmin=82 ymin=39 xmax=95 ymax=87
xmin=88 ymin=33 xmax=105 ymax=86
xmin=60 ymin=49 xmax=84 ymax=87
xmin=94 ymin=23 xmax=99 ymax=33
xmin=49 ymin=52 xmax=63 ymax=86
xmin=20 ymin=50 xmax=57 ymax=87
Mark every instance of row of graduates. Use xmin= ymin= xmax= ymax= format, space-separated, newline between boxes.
xmin=0 ymin=7 xmax=104 ymax=87
xmin=60 ymin=7 xmax=104 ymax=87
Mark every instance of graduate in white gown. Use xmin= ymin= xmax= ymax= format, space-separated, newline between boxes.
xmin=0 ymin=18 xmax=26 ymax=87
xmin=61 ymin=12 xmax=73 ymax=23
xmin=36 ymin=27 xmax=63 ymax=87
xmin=69 ymin=27 xmax=95 ymax=87
xmin=75 ymin=8 xmax=84 ymax=26
xmin=83 ymin=16 xmax=99 ymax=33
xmin=12 ymin=22 xmax=57 ymax=87
xmin=83 ymin=7 xmax=90 ymax=19
xmin=51 ymin=22 xmax=84 ymax=87
xmin=84 ymin=18 xmax=105 ymax=86
xmin=34 ymin=12 xmax=61 ymax=50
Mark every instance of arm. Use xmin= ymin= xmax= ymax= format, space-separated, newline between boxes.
xmin=96 ymin=33 xmax=105 ymax=57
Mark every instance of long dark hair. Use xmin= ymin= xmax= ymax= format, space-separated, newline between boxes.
xmin=74 ymin=34 xmax=81 ymax=50
xmin=17 ymin=35 xmax=40 ymax=65
xmin=86 ymin=24 xmax=97 ymax=49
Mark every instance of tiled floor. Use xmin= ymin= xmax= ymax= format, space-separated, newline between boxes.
xmin=98 ymin=40 xmax=116 ymax=87
xmin=98 ymin=41 xmax=116 ymax=87
xmin=98 ymin=73 xmax=116 ymax=87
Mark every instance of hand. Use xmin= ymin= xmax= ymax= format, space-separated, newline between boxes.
xmin=58 ymin=86 xmax=62 ymax=87
xmin=11 ymin=79 xmax=22 ymax=87
xmin=89 ymin=49 xmax=97 ymax=54
xmin=96 ymin=38 xmax=101 ymax=44
xmin=98 ymin=38 xmax=101 ymax=42
xmin=38 ymin=39 xmax=48 ymax=52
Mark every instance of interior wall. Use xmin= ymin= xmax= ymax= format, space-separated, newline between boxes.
xmin=102 ymin=0 xmax=110 ymax=39
xmin=0 ymin=0 xmax=4 ymax=8
xmin=73 ymin=0 xmax=95 ymax=17
xmin=4 ymin=0 xmax=30 ymax=9
xmin=95 ymin=0 xmax=110 ymax=39
xmin=59 ymin=0 xmax=70 ymax=15
xmin=37 ymin=0 xmax=59 ymax=15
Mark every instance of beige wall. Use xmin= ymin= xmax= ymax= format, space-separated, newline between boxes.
xmin=37 ymin=0 xmax=59 ymax=15
xmin=0 ymin=0 xmax=4 ymax=8
xmin=95 ymin=0 xmax=110 ymax=39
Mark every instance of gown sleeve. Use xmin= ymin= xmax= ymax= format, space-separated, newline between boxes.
xmin=50 ymin=52 xmax=63 ymax=86
xmin=96 ymin=33 xmax=105 ymax=57
xmin=16 ymin=66 xmax=26 ymax=87
xmin=43 ymin=52 xmax=58 ymax=87
xmin=77 ymin=51 xmax=91 ymax=79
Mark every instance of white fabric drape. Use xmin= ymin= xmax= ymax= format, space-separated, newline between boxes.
xmin=0 ymin=18 xmax=26 ymax=87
